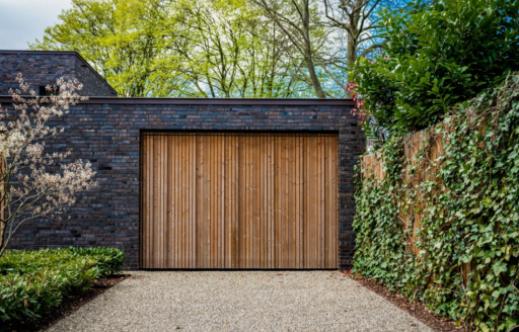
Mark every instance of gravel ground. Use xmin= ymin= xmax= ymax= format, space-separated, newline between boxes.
xmin=46 ymin=271 xmax=433 ymax=332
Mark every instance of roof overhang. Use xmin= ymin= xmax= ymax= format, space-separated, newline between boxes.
xmin=0 ymin=96 xmax=354 ymax=106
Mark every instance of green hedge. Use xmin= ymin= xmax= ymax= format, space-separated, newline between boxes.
xmin=353 ymin=74 xmax=518 ymax=331
xmin=0 ymin=247 xmax=124 ymax=329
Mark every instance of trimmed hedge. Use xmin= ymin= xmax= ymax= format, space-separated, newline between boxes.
xmin=0 ymin=247 xmax=123 ymax=330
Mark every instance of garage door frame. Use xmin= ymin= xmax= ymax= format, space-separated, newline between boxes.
xmin=139 ymin=130 xmax=340 ymax=269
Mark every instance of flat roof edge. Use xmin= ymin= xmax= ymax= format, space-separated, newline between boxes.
xmin=82 ymin=97 xmax=354 ymax=106
xmin=0 ymin=96 xmax=354 ymax=106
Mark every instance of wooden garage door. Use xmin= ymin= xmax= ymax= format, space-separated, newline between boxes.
xmin=141 ymin=132 xmax=338 ymax=269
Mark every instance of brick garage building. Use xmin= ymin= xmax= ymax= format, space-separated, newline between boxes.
xmin=0 ymin=51 xmax=364 ymax=269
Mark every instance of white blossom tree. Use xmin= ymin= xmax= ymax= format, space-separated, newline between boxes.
xmin=0 ymin=74 xmax=96 ymax=256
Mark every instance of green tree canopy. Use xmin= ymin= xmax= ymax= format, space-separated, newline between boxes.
xmin=33 ymin=0 xmax=347 ymax=97
xmin=34 ymin=0 xmax=170 ymax=96
xmin=350 ymin=0 xmax=519 ymax=135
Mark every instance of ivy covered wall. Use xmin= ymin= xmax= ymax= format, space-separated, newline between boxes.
xmin=353 ymin=73 xmax=518 ymax=331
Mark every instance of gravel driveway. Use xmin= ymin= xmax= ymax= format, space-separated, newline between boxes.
xmin=46 ymin=271 xmax=433 ymax=332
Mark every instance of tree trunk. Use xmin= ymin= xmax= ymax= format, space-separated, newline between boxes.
xmin=304 ymin=43 xmax=326 ymax=98
xmin=0 ymin=156 xmax=5 ymax=256
xmin=347 ymin=32 xmax=357 ymax=68
xmin=306 ymin=57 xmax=326 ymax=98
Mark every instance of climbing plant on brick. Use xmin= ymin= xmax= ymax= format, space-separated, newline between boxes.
xmin=353 ymin=73 xmax=519 ymax=331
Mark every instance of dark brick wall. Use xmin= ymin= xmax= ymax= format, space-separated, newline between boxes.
xmin=0 ymin=51 xmax=116 ymax=96
xmin=7 ymin=99 xmax=364 ymax=269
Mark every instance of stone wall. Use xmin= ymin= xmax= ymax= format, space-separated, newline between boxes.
xmin=6 ymin=99 xmax=364 ymax=269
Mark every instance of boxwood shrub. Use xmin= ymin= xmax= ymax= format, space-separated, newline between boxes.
xmin=0 ymin=247 xmax=124 ymax=330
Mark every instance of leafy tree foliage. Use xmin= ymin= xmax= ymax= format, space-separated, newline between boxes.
xmin=251 ymin=0 xmax=331 ymax=98
xmin=33 ymin=0 xmax=347 ymax=97
xmin=323 ymin=0 xmax=409 ymax=66
xmin=163 ymin=0 xmax=309 ymax=97
xmin=33 ymin=0 xmax=173 ymax=97
xmin=350 ymin=0 xmax=519 ymax=134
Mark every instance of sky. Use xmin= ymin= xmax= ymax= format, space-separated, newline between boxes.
xmin=0 ymin=0 xmax=71 ymax=49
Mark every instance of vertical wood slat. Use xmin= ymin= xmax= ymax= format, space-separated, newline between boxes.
xmin=141 ymin=132 xmax=339 ymax=269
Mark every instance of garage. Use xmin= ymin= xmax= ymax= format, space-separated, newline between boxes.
xmin=3 ymin=52 xmax=363 ymax=269
xmin=140 ymin=132 xmax=339 ymax=269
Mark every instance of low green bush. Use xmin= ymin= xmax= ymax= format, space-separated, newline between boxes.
xmin=68 ymin=247 xmax=124 ymax=277
xmin=0 ymin=247 xmax=124 ymax=330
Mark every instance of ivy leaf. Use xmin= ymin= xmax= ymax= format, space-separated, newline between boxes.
xmin=491 ymin=261 xmax=507 ymax=276
xmin=482 ymin=197 xmax=493 ymax=208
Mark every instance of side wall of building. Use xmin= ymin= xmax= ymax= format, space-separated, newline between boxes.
xmin=0 ymin=52 xmax=116 ymax=96
xmin=73 ymin=57 xmax=117 ymax=96
xmin=7 ymin=100 xmax=364 ymax=268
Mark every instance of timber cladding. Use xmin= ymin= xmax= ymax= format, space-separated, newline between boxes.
xmin=141 ymin=132 xmax=338 ymax=269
